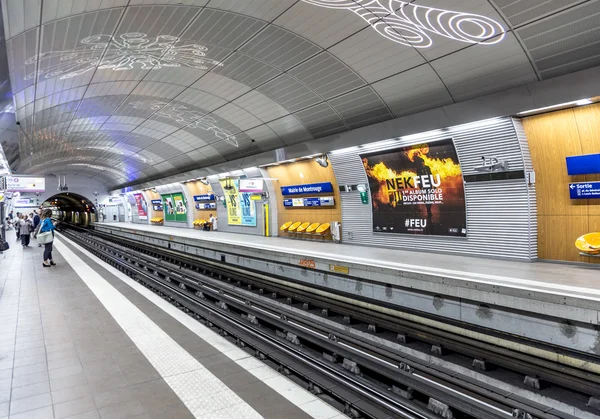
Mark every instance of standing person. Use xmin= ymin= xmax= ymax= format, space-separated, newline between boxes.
xmin=32 ymin=210 xmax=41 ymax=247
xmin=210 ymin=214 xmax=217 ymax=231
xmin=13 ymin=215 xmax=20 ymax=240
xmin=19 ymin=215 xmax=32 ymax=247
xmin=8 ymin=210 xmax=13 ymax=220
xmin=39 ymin=209 xmax=56 ymax=267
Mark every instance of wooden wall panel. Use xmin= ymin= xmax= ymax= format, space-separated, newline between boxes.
xmin=523 ymin=102 xmax=600 ymax=263
xmin=266 ymin=160 xmax=341 ymax=240
xmin=146 ymin=190 xmax=163 ymax=219
xmin=186 ymin=181 xmax=215 ymax=222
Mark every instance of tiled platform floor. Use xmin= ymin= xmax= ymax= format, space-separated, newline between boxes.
xmin=0 ymin=235 xmax=344 ymax=419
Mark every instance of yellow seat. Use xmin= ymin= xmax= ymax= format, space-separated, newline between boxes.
xmin=280 ymin=221 xmax=293 ymax=231
xmin=576 ymin=233 xmax=600 ymax=254
xmin=305 ymin=222 xmax=320 ymax=233
xmin=296 ymin=222 xmax=310 ymax=233
xmin=316 ymin=223 xmax=330 ymax=235
xmin=288 ymin=221 xmax=302 ymax=233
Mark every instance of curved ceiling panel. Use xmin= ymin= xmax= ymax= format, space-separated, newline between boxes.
xmin=1 ymin=0 xmax=598 ymax=188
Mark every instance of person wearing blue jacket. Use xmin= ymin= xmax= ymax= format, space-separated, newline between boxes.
xmin=39 ymin=209 xmax=56 ymax=267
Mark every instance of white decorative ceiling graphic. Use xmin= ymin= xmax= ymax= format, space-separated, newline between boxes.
xmin=302 ymin=0 xmax=506 ymax=47
xmin=25 ymin=32 xmax=224 ymax=80
xmin=130 ymin=100 xmax=238 ymax=147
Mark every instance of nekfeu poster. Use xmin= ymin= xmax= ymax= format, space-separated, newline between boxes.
xmin=361 ymin=139 xmax=467 ymax=237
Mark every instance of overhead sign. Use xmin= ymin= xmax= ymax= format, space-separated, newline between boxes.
xmin=15 ymin=198 xmax=36 ymax=207
xmin=566 ymin=154 xmax=600 ymax=175
xmin=361 ymin=139 xmax=466 ymax=236
xmin=569 ymin=182 xmax=600 ymax=199
xmin=5 ymin=176 xmax=45 ymax=192
xmin=281 ymin=182 xmax=333 ymax=196
xmin=283 ymin=196 xmax=335 ymax=207
xmin=239 ymin=178 xmax=264 ymax=193
xmin=193 ymin=194 xmax=215 ymax=202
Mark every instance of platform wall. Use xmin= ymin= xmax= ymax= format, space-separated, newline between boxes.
xmin=523 ymin=102 xmax=600 ymax=263
xmin=329 ymin=117 xmax=538 ymax=260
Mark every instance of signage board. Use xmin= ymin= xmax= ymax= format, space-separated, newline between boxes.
xmin=569 ymin=182 xmax=600 ymax=199
xmin=15 ymin=198 xmax=36 ymax=207
xmin=195 ymin=203 xmax=216 ymax=210
xmin=5 ymin=176 xmax=45 ymax=192
xmin=133 ymin=193 xmax=148 ymax=220
xmin=281 ymin=182 xmax=333 ymax=196
xmin=193 ymin=194 xmax=215 ymax=202
xmin=566 ymin=154 xmax=600 ymax=175
xmin=283 ymin=196 xmax=335 ymax=207
xmin=239 ymin=178 xmax=264 ymax=193
xmin=151 ymin=199 xmax=163 ymax=211
xmin=361 ymin=139 xmax=466 ymax=237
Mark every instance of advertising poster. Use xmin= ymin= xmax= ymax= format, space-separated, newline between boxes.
xmin=133 ymin=193 xmax=147 ymax=220
xmin=361 ymin=139 xmax=466 ymax=236
xmin=220 ymin=179 xmax=241 ymax=225
xmin=173 ymin=193 xmax=186 ymax=215
xmin=239 ymin=181 xmax=257 ymax=226
xmin=162 ymin=195 xmax=175 ymax=221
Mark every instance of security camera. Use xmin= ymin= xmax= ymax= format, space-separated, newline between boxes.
xmin=199 ymin=178 xmax=209 ymax=185
xmin=15 ymin=121 xmax=20 ymax=125
xmin=315 ymin=154 xmax=329 ymax=168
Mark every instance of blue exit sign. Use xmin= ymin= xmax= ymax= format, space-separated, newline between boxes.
xmin=569 ymin=182 xmax=600 ymax=199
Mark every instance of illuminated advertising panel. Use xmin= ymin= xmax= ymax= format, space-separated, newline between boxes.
xmin=361 ymin=139 xmax=466 ymax=236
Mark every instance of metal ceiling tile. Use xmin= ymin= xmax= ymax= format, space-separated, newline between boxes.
xmin=328 ymin=26 xmax=425 ymax=83
xmin=211 ymin=103 xmax=262 ymax=132
xmin=176 ymin=88 xmax=227 ymax=112
xmin=430 ymin=33 xmax=538 ymax=100
xmin=117 ymin=5 xmax=200 ymax=37
xmin=183 ymin=8 xmax=266 ymax=50
xmin=274 ymin=0 xmax=368 ymax=49
xmin=492 ymin=0 xmax=586 ymax=27
xmin=42 ymin=0 xmax=129 ymax=24
xmin=266 ymin=114 xmax=312 ymax=146
xmin=232 ymin=90 xmax=290 ymax=122
xmin=4 ymin=0 xmax=41 ymax=39
xmin=255 ymin=73 xmax=321 ymax=113
xmin=190 ymin=72 xmax=251 ymax=101
xmin=289 ymin=52 xmax=365 ymax=99
xmin=293 ymin=102 xmax=347 ymax=138
xmin=207 ymin=0 xmax=296 ymax=22
xmin=371 ymin=65 xmax=454 ymax=117
xmin=240 ymin=25 xmax=321 ymax=71
xmin=213 ymin=52 xmax=281 ymax=89
xmin=327 ymin=86 xmax=392 ymax=129
xmin=243 ymin=124 xmax=284 ymax=151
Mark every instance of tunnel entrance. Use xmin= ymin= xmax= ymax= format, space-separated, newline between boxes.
xmin=42 ymin=192 xmax=97 ymax=225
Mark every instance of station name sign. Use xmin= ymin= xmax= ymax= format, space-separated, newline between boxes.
xmin=283 ymin=196 xmax=335 ymax=207
xmin=5 ymin=176 xmax=45 ymax=192
xmin=569 ymin=182 xmax=600 ymax=199
xmin=193 ymin=194 xmax=215 ymax=202
xmin=281 ymin=182 xmax=333 ymax=196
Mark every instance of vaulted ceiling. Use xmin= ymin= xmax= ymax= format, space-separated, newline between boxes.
xmin=1 ymin=0 xmax=599 ymax=189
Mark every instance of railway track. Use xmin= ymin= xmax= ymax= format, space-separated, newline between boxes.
xmin=59 ymin=225 xmax=600 ymax=419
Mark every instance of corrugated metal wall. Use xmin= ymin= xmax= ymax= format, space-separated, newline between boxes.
xmin=329 ymin=117 xmax=538 ymax=260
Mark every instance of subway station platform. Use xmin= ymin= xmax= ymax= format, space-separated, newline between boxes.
xmin=94 ymin=222 xmax=600 ymax=306
xmin=0 ymin=237 xmax=345 ymax=419
xmin=91 ymin=222 xmax=600 ymax=356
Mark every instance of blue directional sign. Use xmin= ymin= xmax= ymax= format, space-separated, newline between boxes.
xmin=566 ymin=154 xmax=600 ymax=175
xmin=569 ymin=182 xmax=600 ymax=199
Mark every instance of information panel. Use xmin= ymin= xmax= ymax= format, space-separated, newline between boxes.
xmin=361 ymin=139 xmax=466 ymax=236
xmin=5 ymin=176 xmax=45 ymax=192
xmin=151 ymin=199 xmax=163 ymax=211
xmin=283 ymin=196 xmax=335 ymax=207
xmin=569 ymin=182 xmax=600 ymax=199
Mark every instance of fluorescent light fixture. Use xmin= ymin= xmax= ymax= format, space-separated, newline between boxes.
xmin=517 ymin=99 xmax=592 ymax=116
